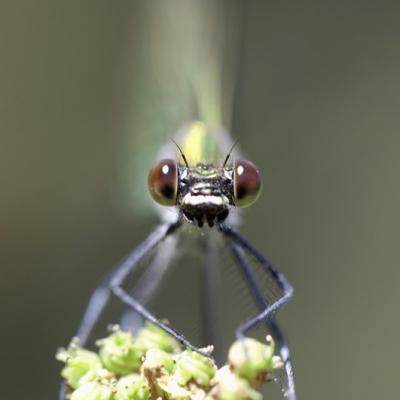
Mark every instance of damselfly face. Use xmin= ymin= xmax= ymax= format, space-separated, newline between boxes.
xmin=148 ymin=158 xmax=262 ymax=227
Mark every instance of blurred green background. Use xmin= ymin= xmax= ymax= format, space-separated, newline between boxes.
xmin=1 ymin=1 xmax=399 ymax=399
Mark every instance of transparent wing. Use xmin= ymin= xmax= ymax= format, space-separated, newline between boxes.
xmin=118 ymin=1 xmax=242 ymax=216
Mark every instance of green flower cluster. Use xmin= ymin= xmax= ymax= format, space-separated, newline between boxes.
xmin=57 ymin=324 xmax=282 ymax=400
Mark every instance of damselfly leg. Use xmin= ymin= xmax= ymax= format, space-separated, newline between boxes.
xmin=60 ymin=220 xmax=295 ymax=400
xmin=220 ymin=223 xmax=295 ymax=400
xmin=58 ymin=222 xmax=198 ymax=400
xmin=74 ymin=223 xmax=180 ymax=346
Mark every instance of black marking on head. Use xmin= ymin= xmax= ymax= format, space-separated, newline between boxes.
xmin=177 ymin=163 xmax=234 ymax=227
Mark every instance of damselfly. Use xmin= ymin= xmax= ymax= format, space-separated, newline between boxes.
xmin=59 ymin=122 xmax=296 ymax=399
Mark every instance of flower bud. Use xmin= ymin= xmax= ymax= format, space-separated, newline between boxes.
xmin=56 ymin=345 xmax=103 ymax=389
xmin=208 ymin=366 xmax=262 ymax=400
xmin=98 ymin=328 xmax=142 ymax=375
xmin=70 ymin=381 xmax=114 ymax=400
xmin=115 ymin=374 xmax=150 ymax=400
xmin=135 ymin=323 xmax=181 ymax=354
xmin=174 ymin=349 xmax=217 ymax=387
xmin=142 ymin=348 xmax=175 ymax=374
xmin=228 ymin=336 xmax=279 ymax=384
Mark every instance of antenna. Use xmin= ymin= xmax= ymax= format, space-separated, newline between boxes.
xmin=170 ymin=138 xmax=189 ymax=168
xmin=222 ymin=139 xmax=239 ymax=167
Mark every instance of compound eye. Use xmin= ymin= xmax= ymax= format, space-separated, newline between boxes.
xmin=233 ymin=160 xmax=262 ymax=207
xmin=148 ymin=159 xmax=178 ymax=206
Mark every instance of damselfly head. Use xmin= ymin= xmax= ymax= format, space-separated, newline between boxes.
xmin=148 ymin=158 xmax=261 ymax=227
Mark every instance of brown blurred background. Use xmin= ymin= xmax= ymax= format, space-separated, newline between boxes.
xmin=1 ymin=1 xmax=399 ymax=399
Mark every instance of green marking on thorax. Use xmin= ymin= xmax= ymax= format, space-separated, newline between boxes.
xmin=180 ymin=122 xmax=220 ymax=166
